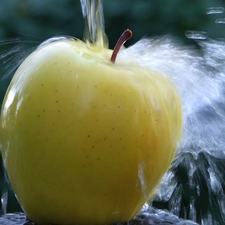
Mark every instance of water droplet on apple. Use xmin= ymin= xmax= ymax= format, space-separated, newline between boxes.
xmin=38 ymin=36 xmax=76 ymax=48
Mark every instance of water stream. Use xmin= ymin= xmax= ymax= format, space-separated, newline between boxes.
xmin=1 ymin=1 xmax=225 ymax=224
xmin=80 ymin=0 xmax=108 ymax=47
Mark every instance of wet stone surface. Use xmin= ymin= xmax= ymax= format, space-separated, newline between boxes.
xmin=0 ymin=207 xmax=199 ymax=225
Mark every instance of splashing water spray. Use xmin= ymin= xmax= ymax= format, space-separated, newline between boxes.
xmin=0 ymin=1 xmax=225 ymax=225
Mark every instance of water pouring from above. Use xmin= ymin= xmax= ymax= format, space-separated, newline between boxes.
xmin=80 ymin=0 xmax=108 ymax=48
xmin=0 ymin=1 xmax=225 ymax=225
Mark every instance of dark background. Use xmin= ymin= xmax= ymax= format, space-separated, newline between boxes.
xmin=1 ymin=0 xmax=225 ymax=222
xmin=1 ymin=0 xmax=225 ymax=105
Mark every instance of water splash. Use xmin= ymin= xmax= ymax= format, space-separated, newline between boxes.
xmin=0 ymin=38 xmax=28 ymax=83
xmin=0 ymin=38 xmax=35 ymax=111
xmin=0 ymin=37 xmax=40 ymax=87
xmin=118 ymin=37 xmax=225 ymax=224
xmin=1 ymin=1 xmax=225 ymax=225
xmin=118 ymin=36 xmax=225 ymax=154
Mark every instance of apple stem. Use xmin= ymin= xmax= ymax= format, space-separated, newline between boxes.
xmin=110 ymin=29 xmax=133 ymax=63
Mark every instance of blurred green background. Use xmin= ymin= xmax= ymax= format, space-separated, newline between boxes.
xmin=1 ymin=0 xmax=225 ymax=106
xmin=0 ymin=0 xmax=225 ymax=221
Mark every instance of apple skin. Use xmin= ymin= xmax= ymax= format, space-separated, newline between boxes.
xmin=0 ymin=39 xmax=182 ymax=225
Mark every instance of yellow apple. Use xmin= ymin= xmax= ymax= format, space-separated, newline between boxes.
xmin=0 ymin=30 xmax=182 ymax=225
